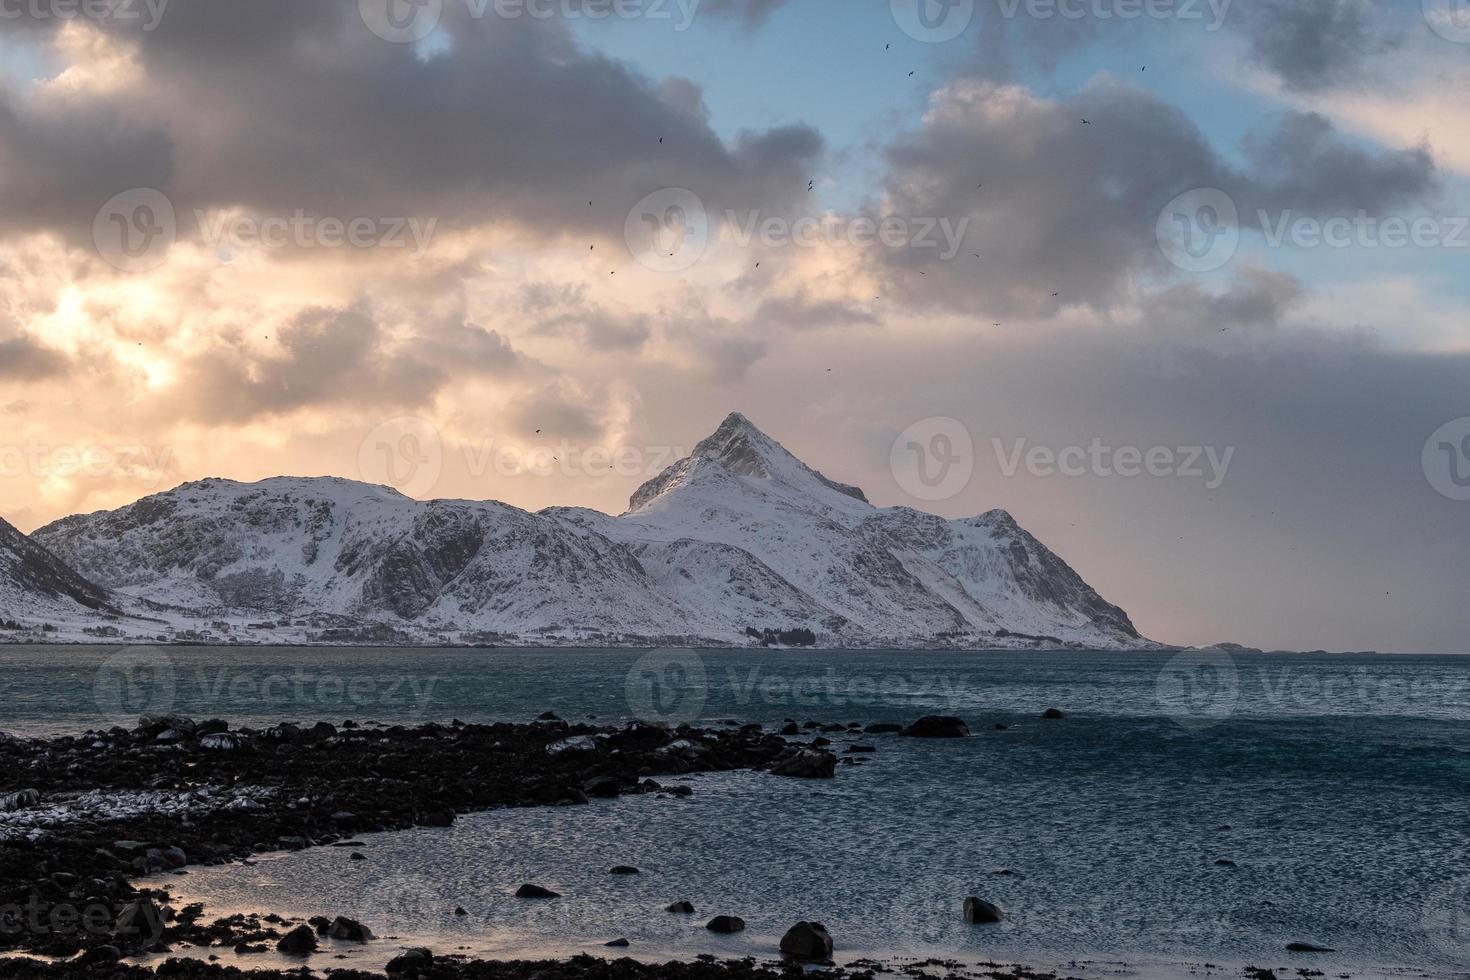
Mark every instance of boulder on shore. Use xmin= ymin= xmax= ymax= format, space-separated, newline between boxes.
xmin=327 ymin=916 xmax=374 ymax=942
xmin=1286 ymin=941 xmax=1335 ymax=952
xmin=770 ymin=749 xmax=836 ymax=778
xmin=609 ymin=865 xmax=640 ymax=875
xmin=666 ymin=901 xmax=695 ymax=914
xmin=386 ymin=948 xmax=433 ymax=974
xmin=779 ymin=921 xmax=833 ymax=960
xmin=276 ymin=925 xmax=318 ymax=957
xmin=706 ymin=915 xmax=746 ymax=933
xmin=902 ymin=716 xmax=970 ymax=738
xmin=515 ymin=884 xmax=559 ymax=898
xmin=963 ymin=897 xmax=1002 ymax=924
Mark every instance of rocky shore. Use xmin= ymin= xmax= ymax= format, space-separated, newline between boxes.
xmin=0 ymin=712 xmax=899 ymax=967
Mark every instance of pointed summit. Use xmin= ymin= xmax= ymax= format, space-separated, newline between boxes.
xmin=627 ymin=411 xmax=868 ymax=514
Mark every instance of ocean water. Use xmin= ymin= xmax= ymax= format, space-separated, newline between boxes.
xmin=5 ymin=646 xmax=1470 ymax=976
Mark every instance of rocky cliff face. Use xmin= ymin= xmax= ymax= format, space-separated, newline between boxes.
xmin=0 ymin=516 xmax=113 ymax=624
xmin=26 ymin=413 xmax=1148 ymax=649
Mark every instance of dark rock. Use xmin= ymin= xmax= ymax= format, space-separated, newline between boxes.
xmin=75 ymin=945 xmax=123 ymax=965
xmin=113 ymin=898 xmax=162 ymax=944
xmin=666 ymin=901 xmax=695 ymax=914
xmin=1214 ymin=858 xmax=1237 ymax=867
xmin=277 ymin=924 xmax=318 ymax=957
xmin=779 ymin=723 xmax=801 ymax=736
xmin=350 ymin=852 xmax=366 ymax=861
xmin=584 ymin=776 xmax=622 ymax=798
xmin=779 ymin=921 xmax=833 ymax=960
xmin=455 ymin=907 xmax=468 ymax=916
xmin=605 ymin=938 xmax=630 ymax=948
xmin=386 ymin=948 xmax=434 ymax=974
xmin=515 ymin=884 xmax=559 ymax=898
xmin=0 ymin=788 xmax=41 ymax=812
xmin=1041 ymin=708 xmax=1066 ymax=720
xmin=609 ymin=865 xmax=640 ymax=875
xmin=537 ymin=711 xmax=561 ymax=721
xmin=902 ymin=716 xmax=970 ymax=738
xmin=706 ymin=915 xmax=746 ymax=933
xmin=770 ymin=748 xmax=836 ymax=778
xmin=1286 ymin=941 xmax=1334 ymax=953
xmin=328 ymin=916 xmax=374 ymax=942
xmin=963 ymin=897 xmax=1003 ymax=924
xmin=423 ymin=809 xmax=455 ymax=827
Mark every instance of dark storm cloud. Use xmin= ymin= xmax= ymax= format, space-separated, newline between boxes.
xmin=0 ymin=0 xmax=820 ymax=247
xmin=1243 ymin=111 xmax=1435 ymax=216
xmin=872 ymin=78 xmax=1438 ymax=316
xmin=1235 ymin=0 xmax=1402 ymax=91
xmin=174 ymin=304 xmax=531 ymax=423
xmin=0 ymin=336 xmax=70 ymax=380
xmin=1139 ymin=267 xmax=1306 ymax=333
xmin=963 ymin=0 xmax=1409 ymax=91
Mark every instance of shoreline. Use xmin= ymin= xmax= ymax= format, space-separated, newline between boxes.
xmin=0 ymin=716 xmax=1448 ymax=980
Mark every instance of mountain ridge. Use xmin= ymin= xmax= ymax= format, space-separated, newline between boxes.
xmin=8 ymin=412 xmax=1155 ymax=649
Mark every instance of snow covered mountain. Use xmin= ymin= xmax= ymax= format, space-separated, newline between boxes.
xmin=22 ymin=413 xmax=1152 ymax=649
xmin=0 ymin=515 xmax=114 ymax=627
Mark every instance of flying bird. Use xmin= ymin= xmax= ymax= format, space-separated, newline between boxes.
xmin=1081 ymin=118 xmax=1092 ymax=125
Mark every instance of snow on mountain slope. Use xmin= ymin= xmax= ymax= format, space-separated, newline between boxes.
xmin=28 ymin=413 xmax=1152 ymax=648
xmin=0 ymin=515 xmax=114 ymax=626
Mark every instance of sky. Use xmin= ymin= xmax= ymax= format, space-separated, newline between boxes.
xmin=0 ymin=0 xmax=1467 ymax=652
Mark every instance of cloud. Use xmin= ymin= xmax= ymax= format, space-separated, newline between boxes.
xmin=1242 ymin=110 xmax=1435 ymax=216
xmin=0 ymin=336 xmax=71 ymax=380
xmin=752 ymin=292 xmax=881 ymax=330
xmin=171 ymin=303 xmax=531 ymax=424
xmin=701 ymin=0 xmax=790 ymax=27
xmin=1234 ymin=0 xmax=1402 ymax=92
xmin=0 ymin=3 xmax=822 ymax=248
xmin=869 ymin=77 xmax=1438 ymax=317
xmin=519 ymin=282 xmax=651 ymax=352
xmin=1139 ymin=267 xmax=1307 ymax=333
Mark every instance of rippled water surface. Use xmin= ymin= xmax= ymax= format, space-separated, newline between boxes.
xmin=6 ymin=646 xmax=1470 ymax=975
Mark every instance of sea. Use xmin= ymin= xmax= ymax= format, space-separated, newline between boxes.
xmin=3 ymin=645 xmax=1470 ymax=979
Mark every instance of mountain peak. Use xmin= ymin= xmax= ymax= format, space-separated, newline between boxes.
xmin=693 ymin=412 xmax=785 ymax=478
xmin=627 ymin=411 xmax=868 ymax=514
